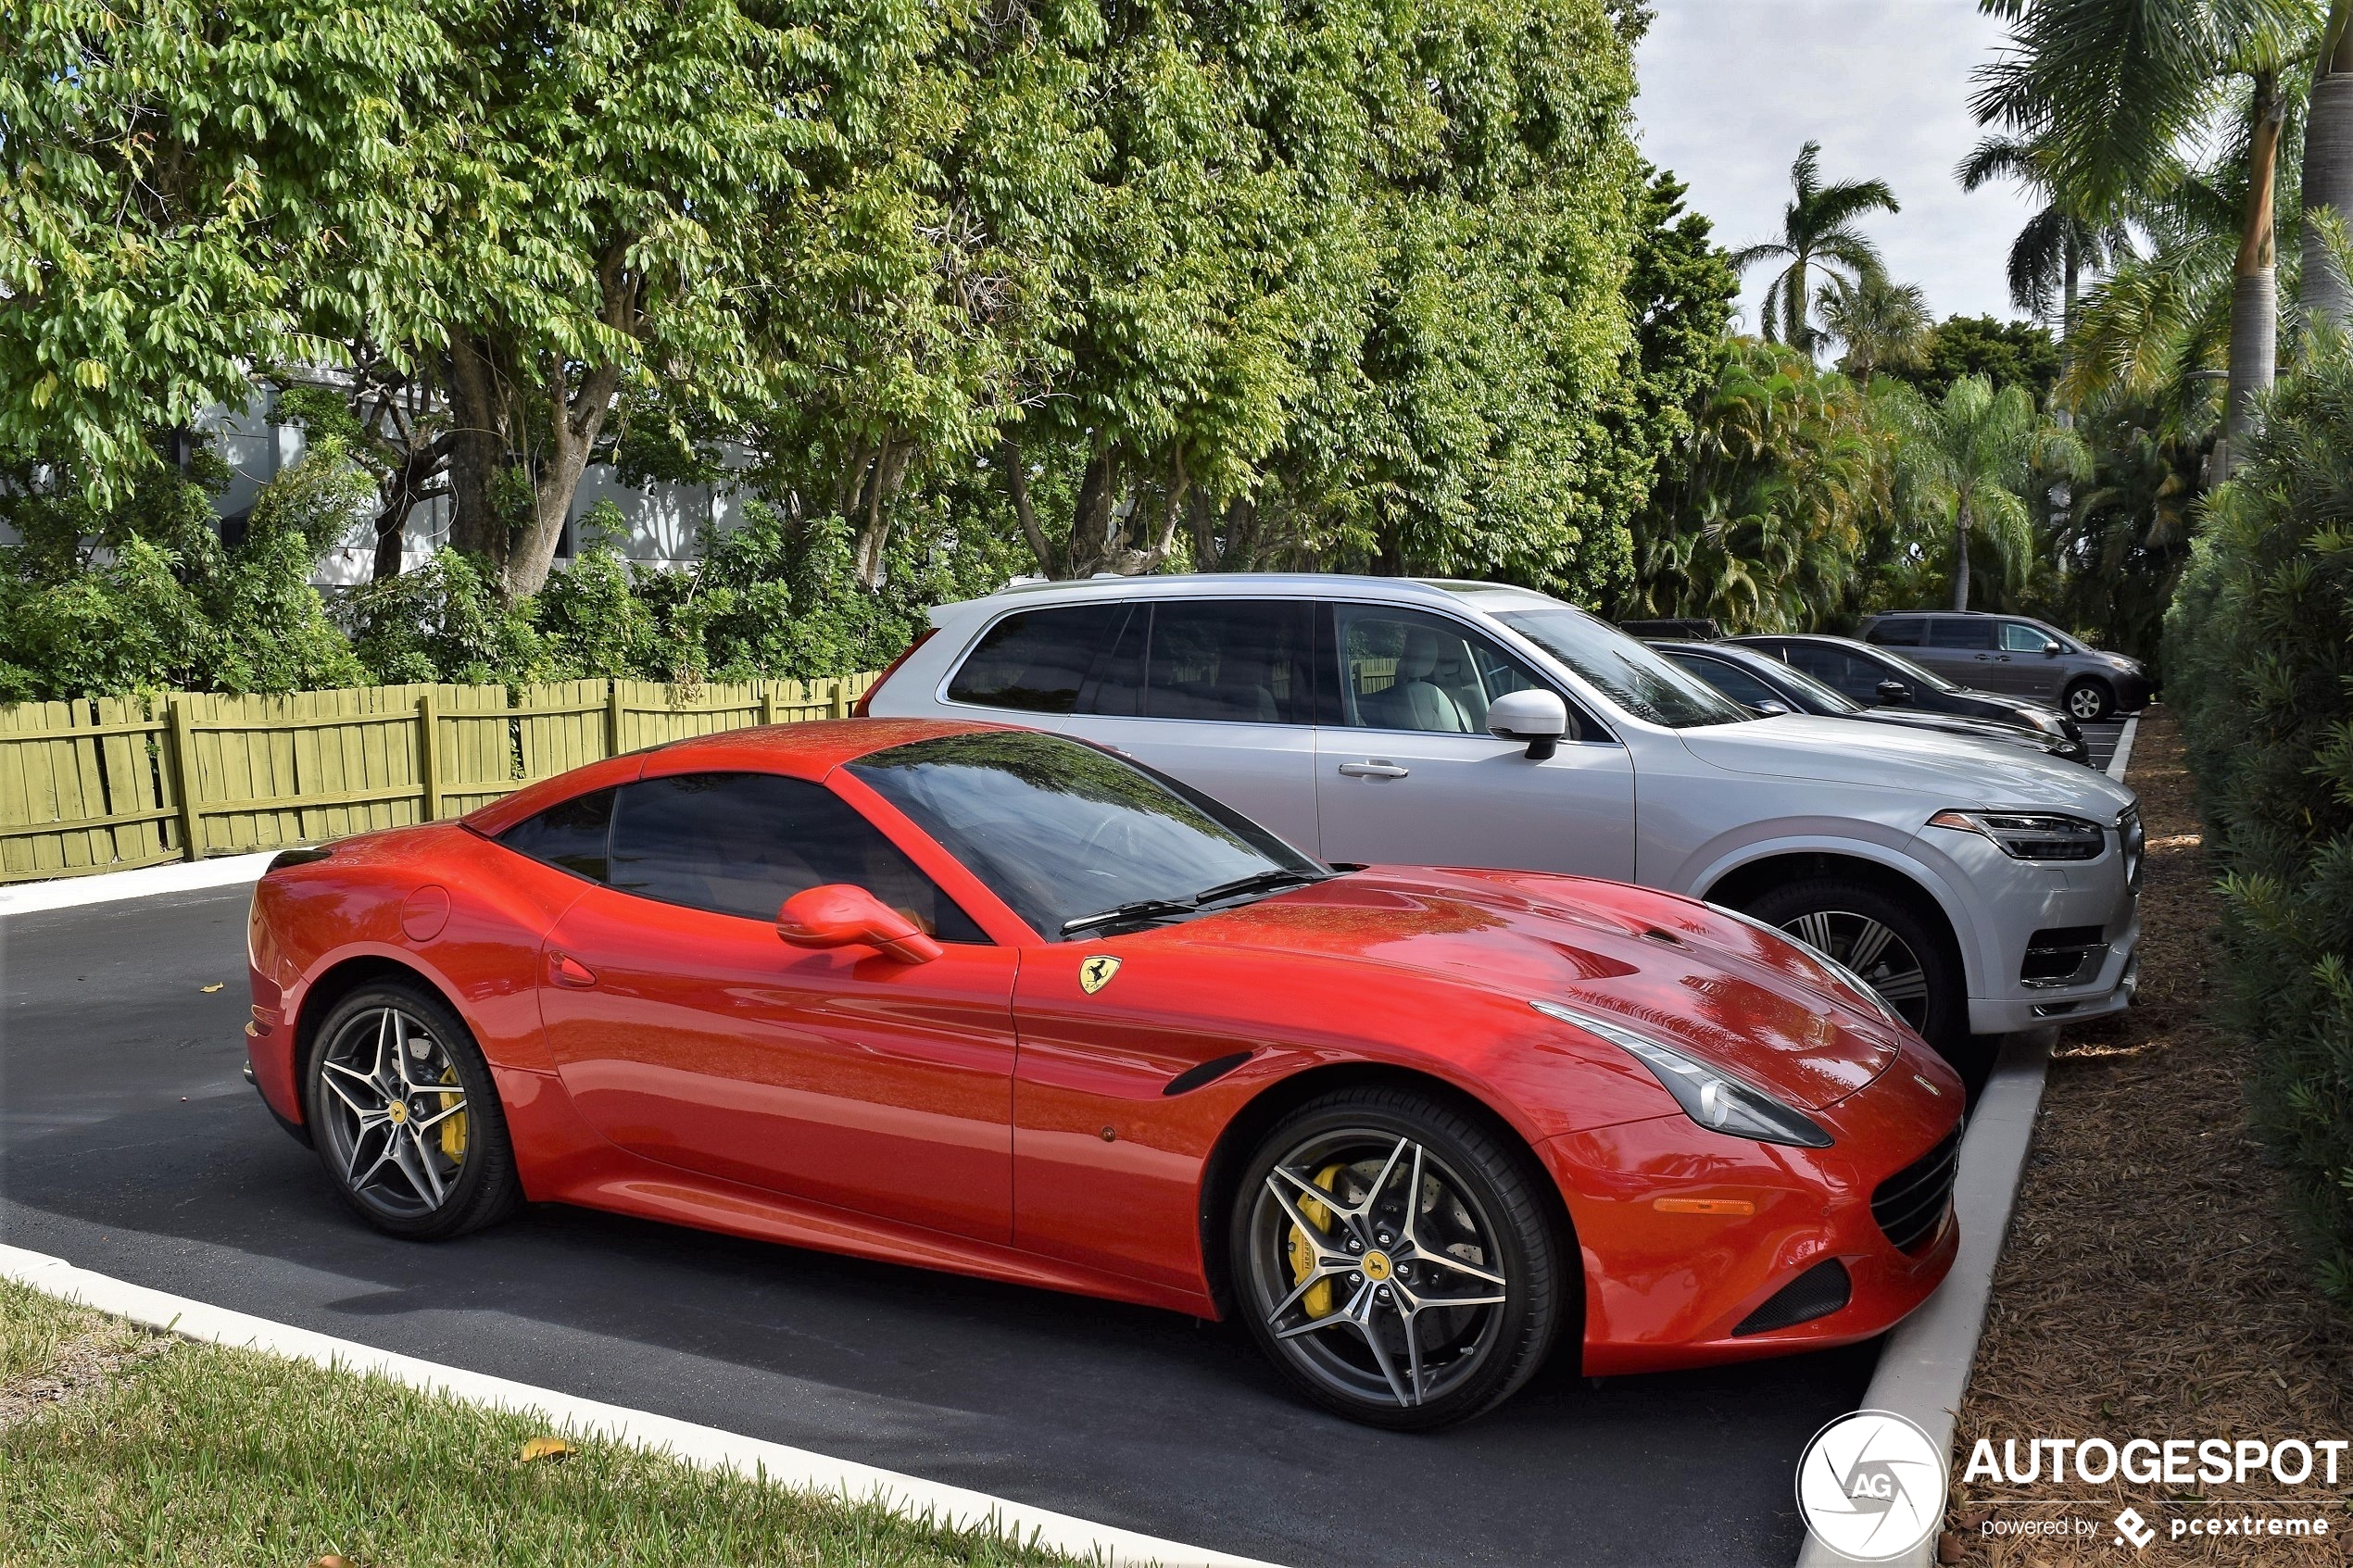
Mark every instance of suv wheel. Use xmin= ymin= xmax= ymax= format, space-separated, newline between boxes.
xmin=2063 ymin=679 xmax=2114 ymax=722
xmin=1740 ymin=878 xmax=1966 ymax=1057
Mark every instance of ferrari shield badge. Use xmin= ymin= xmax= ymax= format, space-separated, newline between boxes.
xmin=1078 ymin=955 xmax=1122 ymax=995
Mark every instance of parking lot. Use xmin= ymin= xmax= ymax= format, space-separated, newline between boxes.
xmin=2079 ymin=718 xmax=2129 ymax=773
xmin=0 ymin=882 xmax=1886 ymax=1567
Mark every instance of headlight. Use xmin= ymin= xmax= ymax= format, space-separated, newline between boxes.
xmin=1928 ymin=809 xmax=2105 ymax=860
xmin=1705 ymin=901 xmax=1906 ymax=1028
xmin=1531 ymin=1000 xmax=1833 ymax=1148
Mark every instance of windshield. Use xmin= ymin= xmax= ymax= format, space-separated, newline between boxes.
xmin=848 ymin=731 xmax=1325 ymax=940
xmin=1485 ymin=604 xmax=1753 ymax=728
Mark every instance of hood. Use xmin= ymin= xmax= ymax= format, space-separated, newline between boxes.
xmin=1861 ymin=709 xmax=2062 ymax=750
xmin=1680 ymin=714 xmax=2132 ymax=812
xmin=1163 ymin=868 xmax=1906 ymax=1110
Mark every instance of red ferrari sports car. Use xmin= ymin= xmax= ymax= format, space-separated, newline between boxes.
xmin=243 ymin=718 xmax=1961 ymax=1429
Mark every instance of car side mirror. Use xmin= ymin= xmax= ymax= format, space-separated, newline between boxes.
xmin=1487 ymin=688 xmax=1568 ymax=761
xmin=777 ymin=884 xmax=942 ymax=964
xmin=1875 ymin=679 xmax=1912 ymax=704
xmin=2042 ymin=640 xmax=2063 ymax=656
xmin=1750 ymin=701 xmax=1790 ymax=718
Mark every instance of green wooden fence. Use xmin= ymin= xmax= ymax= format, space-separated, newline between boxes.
xmin=0 ymin=673 xmax=878 ymax=884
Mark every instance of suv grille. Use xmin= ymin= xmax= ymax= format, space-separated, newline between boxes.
xmin=1873 ymin=1129 xmax=1960 ymax=1254
xmin=2021 ymin=924 xmax=2107 ymax=986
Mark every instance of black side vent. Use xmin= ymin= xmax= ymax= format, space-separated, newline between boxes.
xmin=1163 ymin=1051 xmax=1254 ymax=1097
xmin=2020 ymin=925 xmax=2106 ymax=986
xmin=1873 ymin=1129 xmax=1961 ymax=1253
xmin=1733 ymin=1260 xmax=1852 ymax=1336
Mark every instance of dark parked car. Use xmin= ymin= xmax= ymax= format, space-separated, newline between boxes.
xmin=1648 ymin=640 xmax=2094 ymax=767
xmin=1856 ymin=611 xmax=2152 ymax=722
xmin=1725 ymin=633 xmax=2084 ymax=745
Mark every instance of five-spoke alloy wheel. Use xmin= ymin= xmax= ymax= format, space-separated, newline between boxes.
xmin=305 ymin=982 xmax=520 ymax=1239
xmin=1232 ymin=1088 xmax=1564 ymax=1430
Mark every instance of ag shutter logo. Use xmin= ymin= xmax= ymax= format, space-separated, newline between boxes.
xmin=1796 ymin=1409 xmax=1949 ymax=1562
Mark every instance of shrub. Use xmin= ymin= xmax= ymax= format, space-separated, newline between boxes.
xmin=2166 ymin=334 xmax=2353 ymax=1303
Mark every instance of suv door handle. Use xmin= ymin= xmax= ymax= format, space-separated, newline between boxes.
xmin=1337 ymin=760 xmax=1410 ymax=780
xmin=549 ymin=952 xmax=598 ymax=988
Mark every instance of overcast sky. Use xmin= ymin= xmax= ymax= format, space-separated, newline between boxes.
xmin=1633 ymin=0 xmax=2042 ymax=331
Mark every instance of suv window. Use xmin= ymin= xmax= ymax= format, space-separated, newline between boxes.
xmin=500 ymin=787 xmax=616 ymax=881
xmin=1925 ymin=618 xmax=1994 ymax=649
xmin=1868 ymin=617 xmax=1925 ymax=646
xmin=946 ymin=604 xmax=1125 ymax=714
xmin=1999 ymin=621 xmax=2053 ymax=652
xmin=1332 ymin=605 xmax=1564 ymax=735
xmin=607 ymin=771 xmax=985 ymax=939
xmin=1083 ymin=600 xmax=1316 ymax=723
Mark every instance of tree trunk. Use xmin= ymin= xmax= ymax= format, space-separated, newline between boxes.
xmin=1064 ymin=455 xmax=1119 ymax=578
xmin=444 ymin=333 xmax=512 ymax=569
xmin=2302 ymin=4 xmax=2353 ymax=329
xmin=502 ymin=354 xmax=622 ymax=599
xmin=1950 ymin=504 xmax=1971 ymax=611
xmin=852 ymin=439 xmax=915 ymax=590
xmin=2050 ymin=239 xmax=2077 ymax=524
xmin=2221 ymin=70 xmax=2285 ymax=483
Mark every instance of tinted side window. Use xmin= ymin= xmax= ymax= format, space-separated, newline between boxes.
xmin=946 ymin=605 xmax=1125 ymax=714
xmin=1998 ymin=621 xmax=2051 ymax=652
xmin=1084 ymin=600 xmax=1316 ymax=723
xmin=1869 ymin=618 xmax=1925 ymax=646
xmin=499 ymin=788 xmax=615 ymax=882
xmin=1782 ymin=643 xmax=1881 ymax=701
xmin=1926 ymin=618 xmax=1994 ymax=649
xmin=1668 ymin=652 xmax=1781 ymax=709
xmin=609 ymin=772 xmax=985 ymax=940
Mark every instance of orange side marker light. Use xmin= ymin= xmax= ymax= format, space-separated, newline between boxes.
xmin=1652 ymin=1198 xmax=1755 ymax=1216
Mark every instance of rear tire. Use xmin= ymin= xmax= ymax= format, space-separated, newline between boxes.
xmin=304 ymin=980 xmax=522 ymax=1240
xmin=1741 ymin=877 xmax=1968 ymax=1060
xmin=1228 ymin=1085 xmax=1566 ymax=1430
xmin=2063 ymin=679 xmax=2114 ymax=722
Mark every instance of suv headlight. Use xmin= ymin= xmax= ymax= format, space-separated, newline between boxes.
xmin=1928 ymin=809 xmax=2105 ymax=861
xmin=1531 ymin=1001 xmax=1833 ymax=1148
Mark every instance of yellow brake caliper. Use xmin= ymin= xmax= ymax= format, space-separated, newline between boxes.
xmin=437 ymin=1066 xmax=468 ymax=1163
xmin=1287 ymin=1164 xmax=1345 ymax=1318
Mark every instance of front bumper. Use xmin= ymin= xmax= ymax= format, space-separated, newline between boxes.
xmin=1919 ymin=816 xmax=2142 ymax=1036
xmin=1543 ymin=1049 xmax=1963 ymax=1376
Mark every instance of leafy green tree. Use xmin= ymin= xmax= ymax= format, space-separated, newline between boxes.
xmin=1728 ymin=142 xmax=1901 ymax=356
xmin=1889 ymin=315 xmax=2066 ymax=404
xmin=1884 ymin=372 xmax=2090 ymax=610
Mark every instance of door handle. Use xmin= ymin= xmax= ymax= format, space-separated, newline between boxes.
xmin=1337 ymin=760 xmax=1410 ymax=780
xmin=548 ymin=952 xmax=598 ymax=988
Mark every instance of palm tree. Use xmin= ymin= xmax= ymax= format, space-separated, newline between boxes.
xmin=1972 ymin=0 xmax=2307 ymax=479
xmin=1885 ymin=374 xmax=2092 ymax=611
xmin=2303 ymin=0 xmax=2353 ymax=325
xmin=1956 ymin=133 xmax=2134 ymax=338
xmin=1816 ymin=270 xmax=1931 ymax=383
xmin=1729 ymin=143 xmax=1901 ymax=357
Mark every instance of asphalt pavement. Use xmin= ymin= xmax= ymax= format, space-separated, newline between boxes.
xmin=2079 ymin=718 xmax=2128 ymax=774
xmin=0 ymin=884 xmax=1878 ymax=1567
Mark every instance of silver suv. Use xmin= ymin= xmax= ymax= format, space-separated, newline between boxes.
xmin=1856 ymin=612 xmax=2153 ymax=722
xmin=864 ymin=574 xmax=2143 ymax=1056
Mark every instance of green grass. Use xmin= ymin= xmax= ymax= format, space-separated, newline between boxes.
xmin=0 ymin=1279 xmax=1077 ymax=1567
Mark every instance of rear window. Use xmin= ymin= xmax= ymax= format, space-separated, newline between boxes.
xmin=946 ymin=605 xmax=1125 ymax=714
xmin=1867 ymin=618 xmax=1925 ymax=646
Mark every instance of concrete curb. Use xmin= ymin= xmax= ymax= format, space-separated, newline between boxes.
xmin=0 ymin=1242 xmax=1285 ymax=1568
xmin=2107 ymin=714 xmax=2141 ymax=784
xmin=0 ymin=851 xmax=276 ymax=918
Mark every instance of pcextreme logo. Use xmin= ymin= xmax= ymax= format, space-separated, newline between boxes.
xmin=1796 ymin=1409 xmax=1948 ymax=1562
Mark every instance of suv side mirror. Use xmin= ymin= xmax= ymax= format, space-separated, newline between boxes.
xmin=1875 ymin=679 xmax=1912 ymax=704
xmin=2042 ymin=639 xmax=2063 ymax=656
xmin=777 ymin=884 xmax=942 ymax=964
xmin=1487 ymin=688 xmax=1569 ymax=761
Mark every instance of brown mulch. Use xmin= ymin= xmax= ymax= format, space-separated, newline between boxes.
xmin=1944 ymin=710 xmax=2353 ymax=1563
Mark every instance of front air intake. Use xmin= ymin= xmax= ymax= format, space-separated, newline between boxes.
xmin=1873 ymin=1129 xmax=1961 ymax=1253
xmin=1733 ymin=1260 xmax=1853 ymax=1336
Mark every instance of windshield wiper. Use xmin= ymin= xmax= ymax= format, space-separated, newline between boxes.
xmin=1061 ymin=897 xmax=1200 ymax=936
xmin=1060 ymin=869 xmax=1325 ymax=937
xmin=1189 ymin=868 xmax=1326 ymax=906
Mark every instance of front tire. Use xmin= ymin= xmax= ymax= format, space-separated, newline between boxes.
xmin=304 ymin=981 xmax=521 ymax=1240
xmin=1742 ymin=877 xmax=1967 ymax=1058
xmin=1229 ymin=1086 xmax=1565 ymax=1431
xmin=2063 ymin=678 xmax=2114 ymax=722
